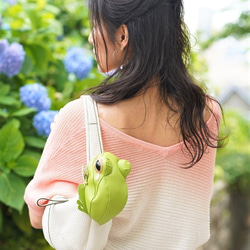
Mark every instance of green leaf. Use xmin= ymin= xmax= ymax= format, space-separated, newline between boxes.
xmin=44 ymin=4 xmax=60 ymax=15
xmin=12 ymin=154 xmax=38 ymax=177
xmin=0 ymin=161 xmax=10 ymax=175
xmin=0 ymin=122 xmax=24 ymax=163
xmin=0 ymin=96 xmax=19 ymax=106
xmin=25 ymin=136 xmax=46 ymax=149
xmin=0 ymin=207 xmax=2 ymax=232
xmin=9 ymin=118 xmax=21 ymax=129
xmin=26 ymin=43 xmax=50 ymax=72
xmin=12 ymin=108 xmax=36 ymax=117
xmin=12 ymin=205 xmax=32 ymax=233
xmin=0 ymin=109 xmax=8 ymax=118
xmin=22 ymin=149 xmax=41 ymax=162
xmin=0 ymin=83 xmax=10 ymax=96
xmin=20 ymin=54 xmax=34 ymax=75
xmin=51 ymin=61 xmax=68 ymax=92
xmin=0 ymin=172 xmax=25 ymax=212
xmin=25 ymin=8 xmax=41 ymax=29
xmin=0 ymin=162 xmax=5 ymax=171
xmin=63 ymin=81 xmax=75 ymax=98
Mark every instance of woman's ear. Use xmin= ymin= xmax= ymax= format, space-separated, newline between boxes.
xmin=116 ymin=24 xmax=129 ymax=51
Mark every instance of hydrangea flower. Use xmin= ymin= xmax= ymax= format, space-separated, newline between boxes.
xmin=19 ymin=83 xmax=51 ymax=112
xmin=64 ymin=47 xmax=93 ymax=80
xmin=0 ymin=39 xmax=9 ymax=57
xmin=3 ymin=0 xmax=17 ymax=5
xmin=33 ymin=110 xmax=58 ymax=137
xmin=0 ymin=41 xmax=25 ymax=77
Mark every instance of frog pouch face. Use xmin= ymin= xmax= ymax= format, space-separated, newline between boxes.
xmin=77 ymin=152 xmax=131 ymax=225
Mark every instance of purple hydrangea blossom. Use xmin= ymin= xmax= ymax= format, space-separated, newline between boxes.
xmin=0 ymin=39 xmax=9 ymax=57
xmin=33 ymin=110 xmax=58 ymax=137
xmin=0 ymin=41 xmax=25 ymax=77
xmin=64 ymin=47 xmax=93 ymax=80
xmin=3 ymin=0 xmax=17 ymax=5
xmin=19 ymin=83 xmax=51 ymax=112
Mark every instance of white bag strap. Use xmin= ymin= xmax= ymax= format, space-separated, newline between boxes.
xmin=81 ymin=95 xmax=103 ymax=163
xmin=37 ymin=95 xmax=104 ymax=209
xmin=41 ymin=96 xmax=112 ymax=249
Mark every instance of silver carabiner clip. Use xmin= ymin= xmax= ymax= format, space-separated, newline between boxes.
xmin=36 ymin=197 xmax=69 ymax=207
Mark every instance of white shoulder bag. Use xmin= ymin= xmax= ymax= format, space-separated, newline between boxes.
xmin=37 ymin=95 xmax=112 ymax=250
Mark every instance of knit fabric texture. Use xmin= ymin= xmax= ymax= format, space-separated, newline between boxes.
xmin=24 ymin=97 xmax=221 ymax=250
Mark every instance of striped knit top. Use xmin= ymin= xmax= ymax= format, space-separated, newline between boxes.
xmin=24 ymin=97 xmax=221 ymax=250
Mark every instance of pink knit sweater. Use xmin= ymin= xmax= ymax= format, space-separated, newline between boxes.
xmin=24 ymin=97 xmax=221 ymax=249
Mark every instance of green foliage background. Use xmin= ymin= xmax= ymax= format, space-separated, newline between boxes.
xmin=214 ymin=111 xmax=250 ymax=193
xmin=0 ymin=0 xmax=249 ymax=249
xmin=203 ymin=0 xmax=250 ymax=194
xmin=0 ymin=0 xmax=104 ymax=248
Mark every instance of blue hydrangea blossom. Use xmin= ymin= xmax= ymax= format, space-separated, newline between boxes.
xmin=0 ymin=41 xmax=25 ymax=77
xmin=0 ymin=39 xmax=9 ymax=56
xmin=33 ymin=111 xmax=58 ymax=137
xmin=20 ymin=83 xmax=51 ymax=111
xmin=64 ymin=47 xmax=93 ymax=80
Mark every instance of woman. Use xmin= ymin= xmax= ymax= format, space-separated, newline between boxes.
xmin=24 ymin=0 xmax=223 ymax=249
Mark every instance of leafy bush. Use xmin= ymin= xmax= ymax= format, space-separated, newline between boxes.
xmin=214 ymin=111 xmax=250 ymax=193
xmin=0 ymin=0 xmax=104 ymax=247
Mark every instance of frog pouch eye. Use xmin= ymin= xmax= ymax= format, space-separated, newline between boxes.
xmin=94 ymin=158 xmax=112 ymax=178
xmin=95 ymin=159 xmax=102 ymax=173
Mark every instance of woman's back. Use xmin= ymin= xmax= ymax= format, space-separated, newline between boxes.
xmin=96 ymin=98 xmax=221 ymax=249
xmin=97 ymin=85 xmax=213 ymax=148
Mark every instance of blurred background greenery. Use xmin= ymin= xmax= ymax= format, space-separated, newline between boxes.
xmin=0 ymin=0 xmax=249 ymax=249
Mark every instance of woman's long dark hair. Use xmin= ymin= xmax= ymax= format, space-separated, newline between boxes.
xmin=87 ymin=0 xmax=224 ymax=168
